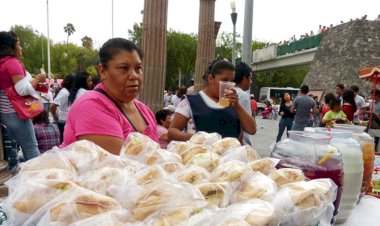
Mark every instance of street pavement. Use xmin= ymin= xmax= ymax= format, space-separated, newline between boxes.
xmin=249 ymin=116 xmax=284 ymax=158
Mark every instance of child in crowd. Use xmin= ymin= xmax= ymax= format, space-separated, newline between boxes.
xmin=155 ymin=109 xmax=173 ymax=149
xmin=322 ymin=98 xmax=347 ymax=128
xmin=33 ymin=110 xmax=60 ymax=153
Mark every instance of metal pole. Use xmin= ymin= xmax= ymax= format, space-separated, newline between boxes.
xmin=112 ymin=0 xmax=114 ymax=38
xmin=178 ymin=69 xmax=181 ymax=87
xmin=46 ymin=0 xmax=51 ymax=78
xmin=232 ymin=24 xmax=236 ymax=65
xmin=242 ymin=0 xmax=254 ymax=63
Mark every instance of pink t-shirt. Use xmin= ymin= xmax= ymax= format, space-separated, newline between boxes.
xmin=157 ymin=125 xmax=169 ymax=149
xmin=61 ymin=83 xmax=158 ymax=148
xmin=0 ymin=56 xmax=25 ymax=90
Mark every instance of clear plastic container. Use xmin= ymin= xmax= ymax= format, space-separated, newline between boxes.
xmin=315 ymin=128 xmax=363 ymax=223
xmin=332 ymin=124 xmax=375 ymax=198
xmin=271 ymin=131 xmax=343 ymax=223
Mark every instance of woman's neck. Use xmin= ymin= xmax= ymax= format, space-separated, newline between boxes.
xmin=203 ymin=88 xmax=219 ymax=102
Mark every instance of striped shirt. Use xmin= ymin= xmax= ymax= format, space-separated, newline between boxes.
xmin=0 ymin=89 xmax=15 ymax=113
xmin=34 ymin=123 xmax=61 ymax=153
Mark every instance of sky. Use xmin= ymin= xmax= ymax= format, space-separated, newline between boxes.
xmin=1 ymin=0 xmax=380 ymax=48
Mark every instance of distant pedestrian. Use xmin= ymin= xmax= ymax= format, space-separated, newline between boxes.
xmin=33 ymin=110 xmax=60 ymax=153
xmin=155 ymin=109 xmax=173 ymax=149
xmin=322 ymin=98 xmax=347 ymax=128
xmin=291 ymin=85 xmax=316 ymax=131
xmin=318 ymin=93 xmax=336 ymax=127
xmin=351 ymin=85 xmax=367 ymax=122
xmin=250 ymin=94 xmax=257 ymax=118
xmin=342 ymin=89 xmax=357 ymax=122
xmin=335 ymin=84 xmax=345 ymax=103
xmin=164 ymin=89 xmax=173 ymax=107
xmin=276 ymin=92 xmax=294 ymax=142
xmin=172 ymin=87 xmax=187 ymax=108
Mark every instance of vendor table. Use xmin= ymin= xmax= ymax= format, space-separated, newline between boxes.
xmin=336 ymin=195 xmax=380 ymax=225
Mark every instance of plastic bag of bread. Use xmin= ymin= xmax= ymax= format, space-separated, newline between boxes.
xmin=211 ymin=199 xmax=277 ymax=226
xmin=220 ymin=145 xmax=260 ymax=164
xmin=68 ymin=209 xmax=134 ymax=226
xmin=19 ymin=151 xmax=76 ymax=173
xmin=308 ymin=178 xmax=337 ymax=204
xmin=210 ymin=160 xmax=245 ymax=183
xmin=210 ymin=137 xmax=241 ymax=155
xmin=246 ymin=158 xmax=279 ymax=175
xmin=190 ymin=152 xmax=220 ymax=172
xmin=271 ymin=180 xmax=336 ymax=226
xmin=144 ymin=202 xmax=208 ymax=226
xmin=145 ymin=149 xmax=182 ymax=165
xmin=178 ymin=207 xmax=219 ymax=226
xmin=92 ymin=154 xmax=144 ymax=173
xmin=36 ymin=187 xmax=122 ymax=225
xmin=78 ymin=167 xmax=133 ymax=196
xmin=176 ymin=165 xmax=210 ymax=184
xmin=230 ymin=169 xmax=277 ymax=203
xmin=189 ymin=131 xmax=222 ymax=145
xmin=271 ymin=168 xmax=305 ymax=187
xmin=197 ymin=182 xmax=232 ymax=207
xmin=60 ymin=140 xmax=111 ymax=175
xmin=133 ymin=165 xmax=172 ymax=185
xmin=166 ymin=141 xmax=194 ymax=156
xmin=2 ymin=180 xmax=76 ymax=226
xmin=160 ymin=162 xmax=185 ymax=173
xmin=120 ymin=132 xmax=160 ymax=157
xmin=180 ymin=145 xmax=210 ymax=164
xmin=129 ymin=181 xmax=205 ymax=221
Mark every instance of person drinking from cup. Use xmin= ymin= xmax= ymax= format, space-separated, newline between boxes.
xmin=168 ymin=59 xmax=256 ymax=141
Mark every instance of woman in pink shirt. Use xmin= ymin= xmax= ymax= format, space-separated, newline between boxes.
xmin=62 ymin=38 xmax=158 ymax=154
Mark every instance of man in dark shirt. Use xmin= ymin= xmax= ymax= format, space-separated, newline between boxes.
xmin=291 ymin=85 xmax=316 ymax=131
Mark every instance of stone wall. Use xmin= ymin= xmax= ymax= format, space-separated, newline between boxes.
xmin=303 ymin=19 xmax=380 ymax=97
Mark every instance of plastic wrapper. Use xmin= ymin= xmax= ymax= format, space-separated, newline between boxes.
xmin=68 ymin=209 xmax=133 ymax=226
xmin=120 ymin=132 xmax=160 ymax=163
xmin=210 ymin=138 xmax=241 ymax=155
xmin=2 ymin=180 xmax=76 ymax=226
xmin=36 ymin=186 xmax=122 ymax=225
xmin=19 ymin=151 xmax=76 ymax=173
xmin=78 ymin=167 xmax=133 ymax=196
xmin=230 ymin=170 xmax=277 ymax=203
xmin=190 ymin=152 xmax=220 ymax=172
xmin=129 ymin=181 xmax=206 ymax=221
xmin=271 ymin=168 xmax=305 ymax=187
xmin=160 ymin=162 xmax=185 ymax=173
xmin=197 ymin=182 xmax=232 ymax=208
xmin=145 ymin=149 xmax=182 ymax=165
xmin=220 ymin=145 xmax=260 ymax=164
xmin=178 ymin=207 xmax=219 ymax=226
xmin=176 ymin=165 xmax=210 ymax=185
xmin=166 ymin=141 xmax=194 ymax=156
xmin=246 ymin=158 xmax=279 ymax=175
xmin=144 ymin=202 xmax=207 ymax=226
xmin=133 ymin=165 xmax=172 ymax=185
xmin=271 ymin=179 xmax=337 ymax=226
xmin=180 ymin=145 xmax=210 ymax=164
xmin=188 ymin=131 xmax=222 ymax=145
xmin=91 ymin=153 xmax=144 ymax=173
xmin=210 ymin=160 xmax=245 ymax=182
xmin=211 ymin=199 xmax=277 ymax=226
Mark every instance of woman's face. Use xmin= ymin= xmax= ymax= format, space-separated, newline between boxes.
xmin=99 ymin=49 xmax=143 ymax=103
xmin=207 ymin=70 xmax=235 ymax=99
xmin=15 ymin=40 xmax=22 ymax=58
xmin=86 ymin=75 xmax=93 ymax=89
xmin=284 ymin=93 xmax=291 ymax=101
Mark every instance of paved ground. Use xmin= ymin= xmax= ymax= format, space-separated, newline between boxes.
xmin=249 ymin=116 xmax=284 ymax=157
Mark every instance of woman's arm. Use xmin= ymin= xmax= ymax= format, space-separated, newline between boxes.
xmin=78 ymin=134 xmax=125 ymax=155
xmin=11 ymin=74 xmax=46 ymax=89
xmin=168 ymin=113 xmax=193 ymax=141
xmin=159 ymin=133 xmax=170 ymax=142
xmin=50 ymin=103 xmax=59 ymax=122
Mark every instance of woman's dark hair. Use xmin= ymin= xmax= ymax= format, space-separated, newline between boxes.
xmin=203 ymin=59 xmax=235 ymax=83
xmin=62 ymin=74 xmax=75 ymax=90
xmin=68 ymin=72 xmax=91 ymax=106
xmin=176 ymin=87 xmax=187 ymax=98
xmin=33 ymin=110 xmax=50 ymax=125
xmin=329 ymin=98 xmax=341 ymax=110
xmin=155 ymin=109 xmax=173 ymax=125
xmin=234 ymin=62 xmax=252 ymax=84
xmin=280 ymin=92 xmax=290 ymax=106
xmin=99 ymin=38 xmax=143 ymax=67
xmin=324 ymin=93 xmax=335 ymax=106
xmin=342 ymin=89 xmax=357 ymax=112
xmin=0 ymin=31 xmax=18 ymax=58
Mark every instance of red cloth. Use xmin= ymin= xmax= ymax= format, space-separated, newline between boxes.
xmin=250 ymin=100 xmax=257 ymax=111
xmin=321 ymin=106 xmax=330 ymax=118
xmin=342 ymin=104 xmax=355 ymax=122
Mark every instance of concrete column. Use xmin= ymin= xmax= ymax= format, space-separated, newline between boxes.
xmin=140 ymin=0 xmax=168 ymax=113
xmin=194 ymin=0 xmax=216 ymax=92
xmin=242 ymin=0 xmax=254 ymax=63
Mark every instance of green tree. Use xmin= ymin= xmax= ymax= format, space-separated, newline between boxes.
xmin=127 ymin=23 xmax=143 ymax=47
xmin=81 ymin=36 xmax=93 ymax=49
xmin=64 ymin=23 xmax=75 ymax=45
